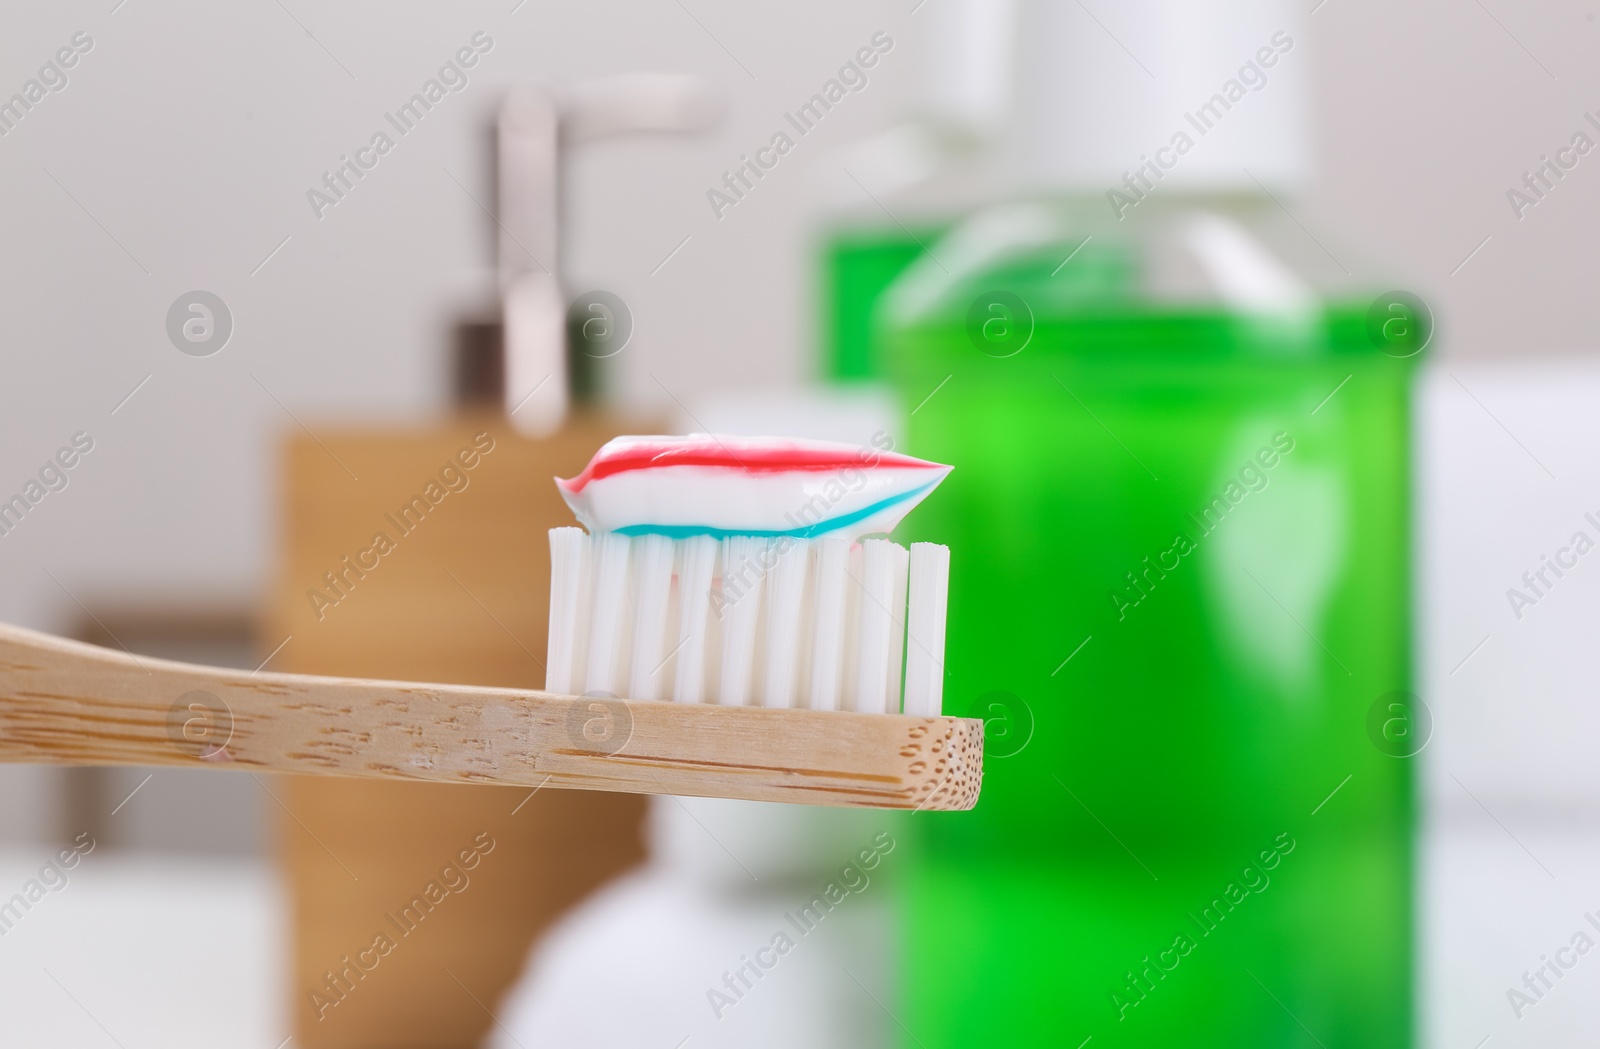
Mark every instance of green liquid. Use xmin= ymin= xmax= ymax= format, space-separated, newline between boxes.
xmin=878 ymin=213 xmax=1421 ymax=1047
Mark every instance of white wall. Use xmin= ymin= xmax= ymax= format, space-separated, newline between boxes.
xmin=0 ymin=0 xmax=920 ymax=634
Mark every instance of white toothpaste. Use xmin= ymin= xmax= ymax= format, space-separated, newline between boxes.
xmin=556 ymin=433 xmax=952 ymax=540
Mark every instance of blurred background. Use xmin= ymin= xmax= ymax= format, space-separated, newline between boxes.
xmin=1 ymin=0 xmax=1598 ymax=1046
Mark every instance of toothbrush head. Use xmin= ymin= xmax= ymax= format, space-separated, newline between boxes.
xmin=545 ymin=434 xmax=970 ymax=805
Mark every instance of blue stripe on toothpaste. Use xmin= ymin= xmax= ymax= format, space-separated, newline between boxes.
xmin=613 ymin=481 xmax=936 ymax=540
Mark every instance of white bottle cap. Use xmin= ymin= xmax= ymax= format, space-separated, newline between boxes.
xmin=998 ymin=0 xmax=1308 ymax=195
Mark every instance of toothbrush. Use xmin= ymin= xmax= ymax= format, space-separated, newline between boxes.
xmin=0 ymin=437 xmax=980 ymax=809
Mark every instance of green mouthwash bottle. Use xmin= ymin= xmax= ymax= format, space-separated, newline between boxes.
xmin=867 ymin=5 xmax=1425 ymax=1047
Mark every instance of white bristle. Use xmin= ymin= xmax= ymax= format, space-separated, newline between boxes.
xmin=851 ymin=539 xmax=896 ymax=714
xmin=717 ymin=536 xmax=764 ymax=706
xmin=761 ymin=538 xmax=808 ymax=708
xmin=627 ymin=534 xmax=674 ymax=702
xmin=672 ymin=535 xmax=717 ymax=702
xmin=546 ymin=528 xmax=949 ymax=715
xmin=584 ymin=532 xmax=632 ymax=696
xmin=807 ymin=537 xmax=849 ymax=711
xmin=885 ymin=542 xmax=910 ymax=713
xmin=841 ymin=541 xmax=864 ymax=711
xmin=546 ymin=527 xmax=589 ymax=695
xmin=902 ymin=542 xmax=950 ymax=716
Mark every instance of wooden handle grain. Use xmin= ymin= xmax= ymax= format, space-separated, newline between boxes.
xmin=0 ymin=622 xmax=981 ymax=811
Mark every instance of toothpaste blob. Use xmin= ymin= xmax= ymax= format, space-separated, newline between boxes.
xmin=557 ymin=434 xmax=952 ymax=540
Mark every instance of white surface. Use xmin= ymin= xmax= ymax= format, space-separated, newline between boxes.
xmin=1420 ymin=360 xmax=1600 ymax=806
xmin=0 ymin=767 xmax=64 ymax=845
xmin=488 ymin=863 xmax=895 ymax=1049
xmin=0 ymin=848 xmax=286 ymax=1048
xmin=1420 ymin=356 xmax=1600 ymax=1036
xmin=0 ymin=824 xmax=1594 ymax=1047
xmin=490 ymin=796 xmax=898 ymax=1049
xmin=1417 ymin=358 xmax=1600 ymax=1043
xmin=1424 ymin=818 xmax=1600 ymax=1049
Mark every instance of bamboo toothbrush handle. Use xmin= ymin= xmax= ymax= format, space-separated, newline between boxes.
xmin=0 ymin=621 xmax=981 ymax=811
